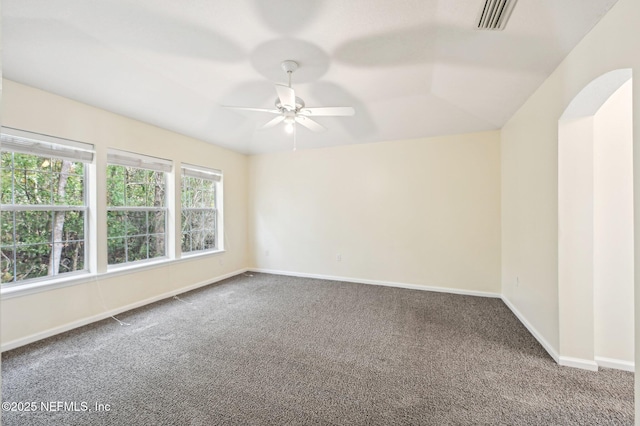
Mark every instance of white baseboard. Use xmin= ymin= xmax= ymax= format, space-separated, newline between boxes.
xmin=1 ymin=268 xmax=248 ymax=352
xmin=559 ymin=356 xmax=599 ymax=372
xmin=500 ymin=295 xmax=560 ymax=364
xmin=249 ymin=268 xmax=501 ymax=299
xmin=500 ymin=296 xmax=636 ymax=373
xmin=595 ymin=356 xmax=635 ymax=372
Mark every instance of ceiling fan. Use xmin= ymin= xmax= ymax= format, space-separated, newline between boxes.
xmin=223 ymin=60 xmax=355 ymax=148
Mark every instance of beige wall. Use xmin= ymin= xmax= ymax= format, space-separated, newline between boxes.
xmin=501 ymin=0 xmax=639 ymax=376
xmin=249 ymin=131 xmax=501 ymax=294
xmin=0 ymin=80 xmax=249 ymax=349
xmin=593 ymin=80 xmax=634 ymax=365
xmin=558 ymin=116 xmax=595 ymax=363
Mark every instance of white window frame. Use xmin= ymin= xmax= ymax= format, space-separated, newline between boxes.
xmin=180 ymin=163 xmax=223 ymax=256
xmin=0 ymin=127 xmax=95 ymax=287
xmin=106 ymin=149 xmax=172 ymax=268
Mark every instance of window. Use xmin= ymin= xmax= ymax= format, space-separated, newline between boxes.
xmin=106 ymin=150 xmax=171 ymax=266
xmin=1 ymin=128 xmax=94 ymax=285
xmin=181 ymin=164 xmax=222 ymax=254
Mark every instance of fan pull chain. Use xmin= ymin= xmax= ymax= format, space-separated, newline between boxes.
xmin=293 ymin=124 xmax=297 ymax=151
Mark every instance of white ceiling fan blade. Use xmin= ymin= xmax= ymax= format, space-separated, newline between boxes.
xmin=260 ymin=115 xmax=286 ymax=129
xmin=221 ymin=106 xmax=280 ymax=114
xmin=275 ymin=84 xmax=296 ymax=110
xmin=299 ymin=106 xmax=355 ymax=117
xmin=295 ymin=116 xmax=326 ymax=133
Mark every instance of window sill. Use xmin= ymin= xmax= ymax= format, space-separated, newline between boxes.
xmin=0 ymin=272 xmax=93 ymax=300
xmin=0 ymin=249 xmax=226 ymax=301
xmin=106 ymin=257 xmax=172 ymax=277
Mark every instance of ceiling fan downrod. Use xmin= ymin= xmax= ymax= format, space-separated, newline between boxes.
xmin=281 ymin=60 xmax=298 ymax=88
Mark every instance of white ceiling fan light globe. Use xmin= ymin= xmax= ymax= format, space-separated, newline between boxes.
xmin=285 ymin=122 xmax=294 ymax=134
xmin=284 ymin=115 xmax=296 ymax=134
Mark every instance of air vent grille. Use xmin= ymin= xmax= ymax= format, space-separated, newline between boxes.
xmin=477 ymin=0 xmax=517 ymax=31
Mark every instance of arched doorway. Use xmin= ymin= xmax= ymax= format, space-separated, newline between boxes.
xmin=558 ymin=69 xmax=634 ymax=371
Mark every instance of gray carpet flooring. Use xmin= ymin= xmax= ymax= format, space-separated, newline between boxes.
xmin=1 ymin=273 xmax=634 ymax=425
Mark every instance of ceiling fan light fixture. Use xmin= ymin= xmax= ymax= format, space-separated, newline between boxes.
xmin=285 ymin=122 xmax=294 ymax=134
xmin=283 ymin=115 xmax=296 ymax=134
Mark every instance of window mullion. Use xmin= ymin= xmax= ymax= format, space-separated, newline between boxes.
xmin=12 ymin=211 xmax=17 ymax=283
xmin=11 ymin=153 xmax=16 ymax=205
xmin=50 ymin=167 xmax=54 ymax=206
xmin=146 ymin=211 xmax=150 ymax=260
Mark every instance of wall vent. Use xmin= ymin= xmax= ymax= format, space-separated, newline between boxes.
xmin=477 ymin=0 xmax=517 ymax=31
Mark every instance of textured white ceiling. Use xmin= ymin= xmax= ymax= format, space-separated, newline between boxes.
xmin=3 ymin=0 xmax=619 ymax=154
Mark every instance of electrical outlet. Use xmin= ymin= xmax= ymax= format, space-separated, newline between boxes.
xmin=265 ymin=249 xmax=270 ymax=257
xmin=336 ymin=254 xmax=342 ymax=262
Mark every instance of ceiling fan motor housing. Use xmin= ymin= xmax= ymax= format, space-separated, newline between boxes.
xmin=275 ymin=96 xmax=305 ymax=112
